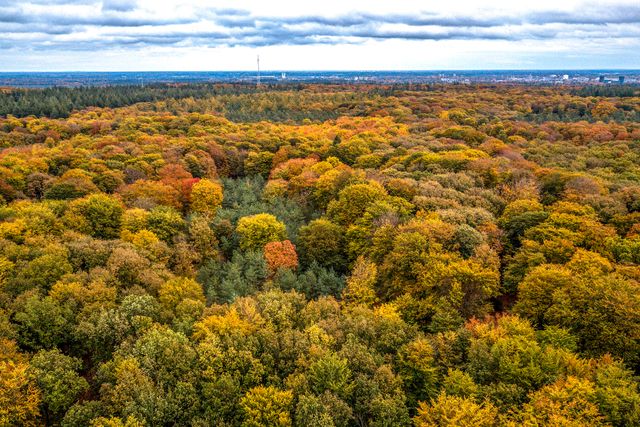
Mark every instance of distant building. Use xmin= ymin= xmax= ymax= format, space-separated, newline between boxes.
xmin=599 ymin=75 xmax=626 ymax=84
xmin=562 ymin=74 xmax=569 ymax=80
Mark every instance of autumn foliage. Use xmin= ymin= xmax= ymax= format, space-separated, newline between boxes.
xmin=0 ymin=83 xmax=640 ymax=426
xmin=264 ymin=240 xmax=299 ymax=274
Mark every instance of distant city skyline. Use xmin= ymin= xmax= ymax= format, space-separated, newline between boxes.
xmin=1 ymin=0 xmax=639 ymax=71
xmin=2 ymin=70 xmax=639 ymax=89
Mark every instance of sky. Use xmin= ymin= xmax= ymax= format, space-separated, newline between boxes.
xmin=0 ymin=0 xmax=639 ymax=71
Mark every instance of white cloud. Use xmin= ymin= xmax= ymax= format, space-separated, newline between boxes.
xmin=0 ymin=0 xmax=638 ymax=70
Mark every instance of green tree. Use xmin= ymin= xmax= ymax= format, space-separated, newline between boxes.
xmin=498 ymin=199 xmax=548 ymax=250
xmin=15 ymin=296 xmax=74 ymax=351
xmin=147 ymin=206 xmax=185 ymax=242
xmin=10 ymin=253 xmax=72 ymax=294
xmin=515 ymin=251 xmax=640 ymax=367
xmin=309 ymin=354 xmax=352 ymax=400
xmin=298 ymin=219 xmax=346 ymax=272
xmin=397 ymin=338 xmax=439 ymax=409
xmin=326 ymin=182 xmax=387 ymax=226
xmin=28 ymin=349 xmax=88 ymax=423
xmin=66 ymin=193 xmax=124 ymax=239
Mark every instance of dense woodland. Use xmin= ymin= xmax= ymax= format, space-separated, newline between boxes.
xmin=1 ymin=83 xmax=640 ymax=426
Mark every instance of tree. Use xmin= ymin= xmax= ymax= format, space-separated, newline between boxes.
xmin=308 ymin=354 xmax=352 ymax=399
xmin=381 ymin=232 xmax=500 ymax=328
xmin=342 ymin=256 xmax=378 ymax=306
xmin=592 ymin=100 xmax=617 ymax=120
xmin=397 ymin=338 xmax=439 ymax=409
xmin=298 ymin=219 xmax=347 ymax=272
xmin=240 ymin=386 xmax=293 ymax=427
xmin=158 ymin=277 xmax=205 ymax=319
xmin=245 ymin=151 xmax=275 ymax=178
xmin=198 ymin=250 xmax=268 ymax=304
xmin=513 ymin=264 xmax=574 ymax=327
xmin=464 ymin=315 xmax=564 ymax=406
xmin=189 ymin=215 xmax=219 ymax=261
xmin=45 ymin=169 xmax=98 ymax=200
xmin=190 ymin=179 xmax=223 ymax=216
xmin=14 ymin=295 xmax=74 ymax=351
xmin=93 ymin=170 xmax=124 ymax=194
xmin=25 ymin=172 xmax=52 ymax=200
xmin=0 ymin=360 xmax=41 ymax=426
xmin=414 ymin=394 xmax=497 ymax=427
xmin=66 ymin=193 xmax=124 ymax=239
xmin=295 ymin=394 xmax=343 ymax=427
xmin=592 ymin=358 xmax=640 ymax=427
xmin=264 ymin=240 xmax=299 ymax=275
xmin=121 ymin=208 xmax=149 ymax=234
xmin=120 ymin=180 xmax=181 ymax=210
xmin=146 ymin=206 xmax=185 ymax=243
xmin=90 ymin=416 xmax=145 ymax=427
xmin=9 ymin=252 xmax=72 ymax=294
xmin=452 ymin=224 xmax=484 ymax=259
xmin=28 ymin=349 xmax=89 ymax=423
xmin=546 ymin=273 xmax=640 ymax=367
xmin=514 ymin=251 xmax=640 ymax=367
xmin=128 ymin=326 xmax=198 ymax=389
xmin=236 ymin=213 xmax=287 ymax=251
xmin=511 ymin=376 xmax=606 ymax=426
xmin=498 ymin=199 xmax=548 ymax=251
xmin=442 ymin=369 xmax=479 ymax=399
xmin=326 ymin=182 xmax=387 ymax=226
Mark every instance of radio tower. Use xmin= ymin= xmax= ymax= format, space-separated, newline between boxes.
xmin=256 ymin=54 xmax=261 ymax=87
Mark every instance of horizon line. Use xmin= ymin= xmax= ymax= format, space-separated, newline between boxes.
xmin=1 ymin=68 xmax=639 ymax=73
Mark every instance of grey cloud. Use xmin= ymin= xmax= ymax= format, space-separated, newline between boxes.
xmin=2 ymin=22 xmax=75 ymax=34
xmin=212 ymin=8 xmax=251 ymax=17
xmin=102 ymin=0 xmax=137 ymax=12
xmin=277 ymin=13 xmax=517 ymax=28
xmin=0 ymin=11 xmax=195 ymax=27
xmin=527 ymin=6 xmax=640 ymax=25
xmin=0 ymin=8 xmax=29 ymax=23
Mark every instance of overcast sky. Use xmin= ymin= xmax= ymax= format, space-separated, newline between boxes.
xmin=0 ymin=0 xmax=638 ymax=71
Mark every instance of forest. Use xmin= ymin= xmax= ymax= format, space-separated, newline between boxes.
xmin=1 ymin=82 xmax=640 ymax=426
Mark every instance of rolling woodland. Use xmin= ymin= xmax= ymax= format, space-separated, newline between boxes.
xmin=1 ymin=83 xmax=640 ymax=426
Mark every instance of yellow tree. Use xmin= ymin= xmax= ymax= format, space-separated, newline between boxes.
xmin=0 ymin=360 xmax=41 ymax=426
xmin=240 ymin=386 xmax=293 ymax=427
xmin=236 ymin=213 xmax=287 ymax=251
xmin=190 ymin=179 xmax=224 ymax=216
xmin=414 ymin=394 xmax=497 ymax=427
xmin=342 ymin=256 xmax=378 ymax=306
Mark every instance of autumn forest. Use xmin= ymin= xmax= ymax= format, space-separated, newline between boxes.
xmin=1 ymin=83 xmax=640 ymax=426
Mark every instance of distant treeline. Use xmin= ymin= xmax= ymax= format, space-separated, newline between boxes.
xmin=0 ymin=83 xmax=304 ymax=118
xmin=571 ymin=85 xmax=640 ymax=97
xmin=2 ymin=82 xmax=640 ymax=123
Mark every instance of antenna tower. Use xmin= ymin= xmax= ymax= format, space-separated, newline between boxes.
xmin=257 ymin=55 xmax=261 ymax=87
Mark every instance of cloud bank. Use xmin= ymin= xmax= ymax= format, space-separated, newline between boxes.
xmin=0 ymin=0 xmax=638 ymax=70
xmin=1 ymin=1 xmax=639 ymax=48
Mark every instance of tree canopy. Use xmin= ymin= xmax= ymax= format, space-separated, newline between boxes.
xmin=1 ymin=82 xmax=640 ymax=425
